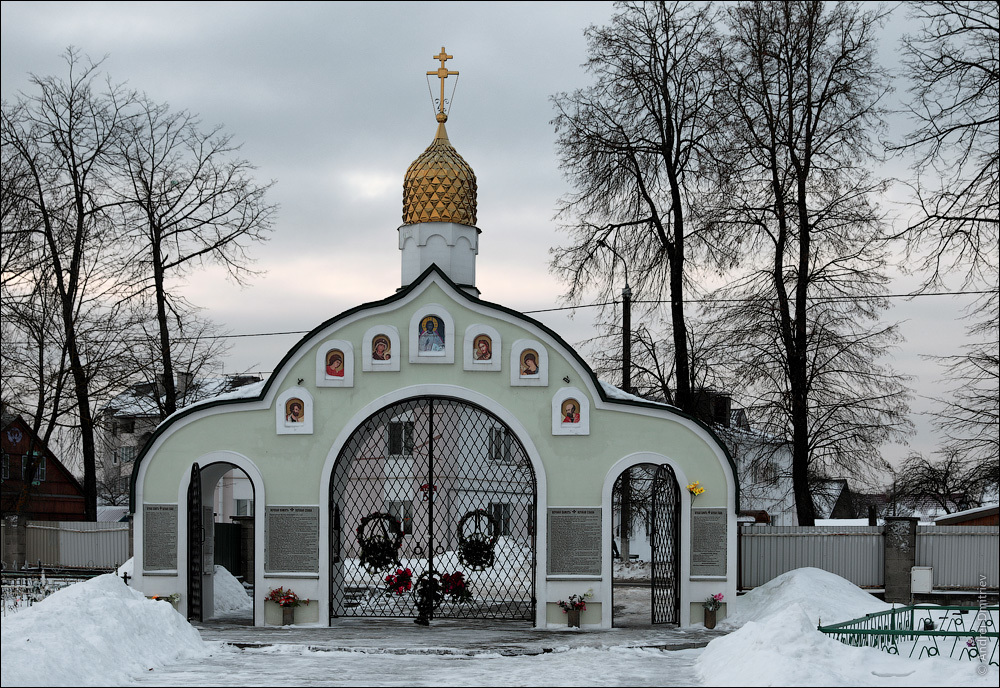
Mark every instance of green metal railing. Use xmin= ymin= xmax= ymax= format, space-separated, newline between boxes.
xmin=819 ymin=605 xmax=998 ymax=665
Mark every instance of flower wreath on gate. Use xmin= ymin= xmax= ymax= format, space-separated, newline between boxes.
xmin=356 ymin=511 xmax=404 ymax=573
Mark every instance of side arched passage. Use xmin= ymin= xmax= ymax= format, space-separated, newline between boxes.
xmin=187 ymin=461 xmax=255 ymax=623
xmin=611 ymin=462 xmax=681 ymax=627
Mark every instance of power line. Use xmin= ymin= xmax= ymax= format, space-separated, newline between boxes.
xmin=8 ymin=289 xmax=993 ymax=345
xmin=521 ymin=289 xmax=997 ymax=314
xmin=180 ymin=288 xmax=996 ymax=340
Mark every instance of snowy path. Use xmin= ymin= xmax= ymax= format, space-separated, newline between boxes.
xmin=131 ymin=643 xmax=705 ymax=687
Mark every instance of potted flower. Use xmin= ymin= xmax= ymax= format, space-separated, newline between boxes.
xmin=703 ymin=592 xmax=723 ymax=629
xmin=265 ymin=586 xmax=309 ymax=626
xmin=556 ymin=591 xmax=593 ymax=628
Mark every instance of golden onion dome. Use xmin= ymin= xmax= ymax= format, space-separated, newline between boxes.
xmin=402 ymin=114 xmax=478 ymax=226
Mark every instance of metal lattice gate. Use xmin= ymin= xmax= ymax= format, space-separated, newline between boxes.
xmin=187 ymin=462 xmax=203 ymax=622
xmin=651 ymin=463 xmax=681 ymax=624
xmin=330 ymin=397 xmax=537 ymax=622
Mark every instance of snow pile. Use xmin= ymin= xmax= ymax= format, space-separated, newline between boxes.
xmin=699 ymin=568 xmax=995 ymax=686
xmin=115 ymin=557 xmax=134 ymax=579
xmin=699 ymin=603 xmax=993 ymax=686
xmin=1 ymin=574 xmax=207 ymax=686
xmin=212 ymin=565 xmax=252 ymax=613
xmin=724 ymin=566 xmax=891 ymax=628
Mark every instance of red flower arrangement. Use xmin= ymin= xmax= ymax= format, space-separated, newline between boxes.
xmin=556 ymin=591 xmax=592 ymax=612
xmin=384 ymin=567 xmax=413 ymax=596
xmin=264 ymin=586 xmax=308 ymax=608
xmin=441 ymin=572 xmax=472 ymax=603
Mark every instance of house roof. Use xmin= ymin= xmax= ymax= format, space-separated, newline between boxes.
xmin=933 ymin=504 xmax=999 ymax=525
xmin=812 ymin=479 xmax=849 ymax=519
xmin=103 ymin=376 xmax=260 ymax=420
xmin=96 ymin=505 xmax=130 ymax=522
xmin=0 ymin=414 xmax=85 ymax=496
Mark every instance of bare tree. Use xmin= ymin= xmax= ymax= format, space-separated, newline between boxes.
xmin=584 ymin=318 xmax=725 ymax=405
xmin=115 ymin=97 xmax=276 ymax=416
xmin=1 ymin=49 xmax=138 ymax=519
xmin=3 ymin=50 xmax=274 ymax=516
xmin=551 ymin=1 xmax=729 ymax=414
xmin=893 ymin=450 xmax=999 ymax=515
xmin=707 ymin=1 xmax=912 ymax=524
xmin=896 ymin=1 xmax=999 ymax=475
xmin=931 ymin=309 xmax=999 ymax=474
xmin=897 ymin=0 xmax=998 ymax=290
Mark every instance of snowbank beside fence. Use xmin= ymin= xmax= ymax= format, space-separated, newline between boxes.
xmin=724 ymin=566 xmax=892 ymax=628
xmin=699 ymin=568 xmax=994 ymax=687
xmin=1 ymin=574 xmax=207 ymax=686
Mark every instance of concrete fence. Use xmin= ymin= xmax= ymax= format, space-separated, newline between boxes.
xmin=2 ymin=520 xmax=130 ymax=570
xmin=740 ymin=522 xmax=998 ymax=595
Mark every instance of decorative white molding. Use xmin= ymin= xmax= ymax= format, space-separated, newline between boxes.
xmin=408 ymin=305 xmax=455 ymax=364
xmin=361 ymin=325 xmax=401 ymax=372
xmin=398 ymin=222 xmax=479 ymax=292
xmin=276 ymin=387 xmax=313 ymax=435
xmin=315 ymin=340 xmax=354 ymax=388
xmin=463 ymin=324 xmax=502 ymax=372
xmin=510 ymin=339 xmax=548 ymax=387
xmin=551 ymin=387 xmax=590 ymax=435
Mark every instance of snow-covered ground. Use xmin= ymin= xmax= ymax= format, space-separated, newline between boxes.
xmin=1 ymin=566 xmax=995 ymax=686
xmin=612 ymin=559 xmax=651 ymax=581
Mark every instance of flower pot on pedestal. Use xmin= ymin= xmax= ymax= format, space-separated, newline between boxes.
xmin=567 ymin=609 xmax=581 ymax=628
xmin=704 ymin=608 xmax=716 ymax=629
xmin=282 ymin=606 xmax=294 ymax=626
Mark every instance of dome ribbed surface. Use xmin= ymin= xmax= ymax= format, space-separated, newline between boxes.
xmin=403 ymin=123 xmax=477 ymax=226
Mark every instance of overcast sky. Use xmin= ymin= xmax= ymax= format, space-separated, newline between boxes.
xmin=1 ymin=1 xmax=979 ymax=469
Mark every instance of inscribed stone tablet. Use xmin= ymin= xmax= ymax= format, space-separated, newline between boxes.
xmin=266 ymin=506 xmax=320 ymax=573
xmin=691 ymin=508 xmax=727 ymax=576
xmin=143 ymin=504 xmax=177 ymax=571
xmin=547 ymin=508 xmax=601 ymax=576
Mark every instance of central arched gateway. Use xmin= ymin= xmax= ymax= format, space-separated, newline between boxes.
xmin=329 ymin=396 xmax=537 ymax=622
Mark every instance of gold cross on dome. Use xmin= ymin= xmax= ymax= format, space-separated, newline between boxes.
xmin=427 ymin=47 xmax=459 ymax=119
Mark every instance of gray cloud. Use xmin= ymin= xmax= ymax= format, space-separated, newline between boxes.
xmin=2 ymin=1 xmax=976 ymax=468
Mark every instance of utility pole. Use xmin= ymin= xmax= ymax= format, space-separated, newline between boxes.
xmin=599 ymin=239 xmax=633 ymax=562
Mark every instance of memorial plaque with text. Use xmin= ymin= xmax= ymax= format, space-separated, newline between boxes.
xmin=547 ymin=507 xmax=601 ymax=576
xmin=143 ymin=504 xmax=177 ymax=571
xmin=266 ymin=506 xmax=320 ymax=573
xmin=691 ymin=508 xmax=727 ymax=576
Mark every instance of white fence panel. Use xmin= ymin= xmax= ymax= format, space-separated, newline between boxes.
xmin=916 ymin=525 xmax=999 ymax=589
xmin=740 ymin=525 xmax=884 ymax=589
xmin=24 ymin=522 xmax=129 ymax=569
